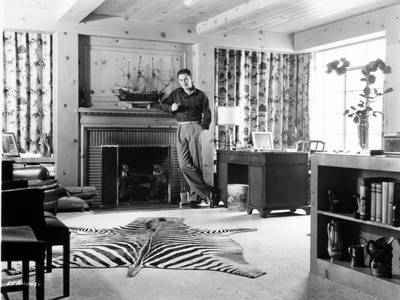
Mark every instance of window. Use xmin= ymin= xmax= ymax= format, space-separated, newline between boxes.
xmin=311 ymin=39 xmax=386 ymax=151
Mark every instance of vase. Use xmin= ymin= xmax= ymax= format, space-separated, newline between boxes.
xmin=327 ymin=220 xmax=342 ymax=261
xmin=357 ymin=117 xmax=369 ymax=150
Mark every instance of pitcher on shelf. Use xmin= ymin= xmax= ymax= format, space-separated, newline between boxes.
xmin=366 ymin=236 xmax=395 ymax=278
xmin=327 ymin=220 xmax=343 ymax=261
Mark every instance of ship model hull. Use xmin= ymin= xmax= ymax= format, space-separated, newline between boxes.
xmin=114 ymin=88 xmax=165 ymax=103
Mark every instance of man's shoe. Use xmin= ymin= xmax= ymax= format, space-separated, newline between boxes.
xmin=189 ymin=201 xmax=198 ymax=208
xmin=209 ymin=187 xmax=221 ymax=208
xmin=209 ymin=197 xmax=215 ymax=208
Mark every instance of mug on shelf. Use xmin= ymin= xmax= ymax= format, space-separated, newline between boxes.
xmin=348 ymin=244 xmax=365 ymax=268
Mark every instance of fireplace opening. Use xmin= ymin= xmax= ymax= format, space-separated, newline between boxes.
xmin=101 ymin=146 xmax=173 ymax=207
xmin=118 ymin=147 xmax=170 ymax=205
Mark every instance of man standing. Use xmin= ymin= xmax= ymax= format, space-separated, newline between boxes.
xmin=160 ymin=69 xmax=215 ymax=208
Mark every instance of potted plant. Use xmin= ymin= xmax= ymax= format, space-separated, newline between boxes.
xmin=326 ymin=58 xmax=393 ymax=149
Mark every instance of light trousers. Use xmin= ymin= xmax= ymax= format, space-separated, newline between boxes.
xmin=176 ymin=123 xmax=211 ymax=201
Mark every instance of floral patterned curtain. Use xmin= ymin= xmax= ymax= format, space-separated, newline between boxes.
xmin=2 ymin=31 xmax=53 ymax=156
xmin=215 ymin=49 xmax=311 ymax=150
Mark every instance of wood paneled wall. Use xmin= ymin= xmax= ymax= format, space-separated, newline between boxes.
xmin=54 ymin=32 xmax=80 ymax=186
xmin=81 ymin=37 xmax=187 ymax=109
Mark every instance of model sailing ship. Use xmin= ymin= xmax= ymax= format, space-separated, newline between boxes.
xmin=113 ymin=56 xmax=173 ymax=108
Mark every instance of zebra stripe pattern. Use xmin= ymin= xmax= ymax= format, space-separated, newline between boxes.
xmin=52 ymin=217 xmax=265 ymax=279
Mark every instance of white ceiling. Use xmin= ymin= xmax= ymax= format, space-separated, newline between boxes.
xmin=4 ymin=0 xmax=400 ymax=36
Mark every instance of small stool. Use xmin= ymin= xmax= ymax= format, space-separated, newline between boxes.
xmin=1 ymin=226 xmax=46 ymax=300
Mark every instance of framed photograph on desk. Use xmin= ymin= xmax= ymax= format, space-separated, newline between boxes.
xmin=2 ymin=132 xmax=20 ymax=157
xmin=252 ymin=132 xmax=273 ymax=151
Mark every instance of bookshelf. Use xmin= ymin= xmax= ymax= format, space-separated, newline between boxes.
xmin=310 ymin=153 xmax=400 ymax=300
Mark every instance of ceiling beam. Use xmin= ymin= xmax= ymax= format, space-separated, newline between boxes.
xmin=294 ymin=4 xmax=400 ymax=51
xmin=196 ymin=0 xmax=289 ymax=36
xmin=56 ymin=0 xmax=105 ymax=23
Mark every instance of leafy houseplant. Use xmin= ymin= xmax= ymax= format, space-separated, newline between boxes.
xmin=325 ymin=58 xmax=393 ymax=123
xmin=326 ymin=58 xmax=393 ymax=149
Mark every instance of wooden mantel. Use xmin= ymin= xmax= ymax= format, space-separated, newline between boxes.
xmin=76 ymin=107 xmax=173 ymax=117
xmin=76 ymin=107 xmax=178 ymax=128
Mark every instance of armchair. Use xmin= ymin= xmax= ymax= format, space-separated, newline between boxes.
xmin=1 ymin=188 xmax=70 ymax=297
xmin=12 ymin=165 xmax=60 ymax=215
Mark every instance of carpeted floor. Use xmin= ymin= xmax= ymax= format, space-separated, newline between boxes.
xmin=1 ymin=206 xmax=382 ymax=300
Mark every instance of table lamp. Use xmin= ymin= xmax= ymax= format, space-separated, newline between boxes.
xmin=217 ymin=106 xmax=240 ymax=150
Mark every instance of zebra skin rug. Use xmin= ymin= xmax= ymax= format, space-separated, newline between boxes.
xmin=49 ymin=216 xmax=265 ymax=278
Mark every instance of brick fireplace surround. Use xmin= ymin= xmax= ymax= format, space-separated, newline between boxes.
xmin=77 ymin=108 xmax=180 ymax=208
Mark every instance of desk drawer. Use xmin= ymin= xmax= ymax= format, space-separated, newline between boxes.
xmin=259 ymin=153 xmax=308 ymax=165
xmin=218 ymin=150 xmax=308 ymax=165
xmin=226 ymin=152 xmax=250 ymax=164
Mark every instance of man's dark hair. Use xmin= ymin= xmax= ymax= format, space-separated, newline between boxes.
xmin=177 ymin=69 xmax=191 ymax=78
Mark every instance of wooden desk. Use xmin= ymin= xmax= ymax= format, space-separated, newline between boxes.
xmin=217 ymin=150 xmax=310 ymax=218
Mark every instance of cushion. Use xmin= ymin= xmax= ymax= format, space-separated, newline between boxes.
xmin=1 ymin=226 xmax=46 ymax=260
xmin=57 ymin=196 xmax=90 ymax=212
xmin=28 ymin=179 xmax=60 ymax=191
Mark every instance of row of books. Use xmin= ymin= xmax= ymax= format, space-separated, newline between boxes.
xmin=358 ymin=177 xmax=400 ymax=225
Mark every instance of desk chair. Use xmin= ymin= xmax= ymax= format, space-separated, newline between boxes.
xmin=1 ymin=226 xmax=46 ymax=300
xmin=1 ymin=188 xmax=70 ymax=297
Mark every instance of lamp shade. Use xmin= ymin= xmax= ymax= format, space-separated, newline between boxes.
xmin=217 ymin=106 xmax=240 ymax=125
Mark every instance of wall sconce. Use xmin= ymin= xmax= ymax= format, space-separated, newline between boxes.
xmin=217 ymin=106 xmax=240 ymax=150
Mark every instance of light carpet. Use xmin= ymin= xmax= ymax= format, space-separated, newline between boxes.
xmin=1 ymin=207 xmax=382 ymax=300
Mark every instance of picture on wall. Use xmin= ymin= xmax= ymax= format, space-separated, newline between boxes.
xmin=2 ymin=132 xmax=20 ymax=157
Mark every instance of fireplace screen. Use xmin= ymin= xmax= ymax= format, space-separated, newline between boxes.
xmin=101 ymin=146 xmax=172 ymax=207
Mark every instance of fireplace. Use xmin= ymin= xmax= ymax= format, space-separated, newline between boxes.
xmin=77 ymin=108 xmax=180 ymax=208
xmin=102 ymin=146 xmax=172 ymax=207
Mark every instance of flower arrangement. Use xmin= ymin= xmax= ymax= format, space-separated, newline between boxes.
xmin=325 ymin=58 xmax=393 ymax=123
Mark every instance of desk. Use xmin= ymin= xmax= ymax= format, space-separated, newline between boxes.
xmin=217 ymin=150 xmax=310 ymax=218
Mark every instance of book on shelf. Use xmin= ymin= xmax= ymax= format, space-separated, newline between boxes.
xmin=388 ymin=181 xmax=400 ymax=226
xmin=358 ymin=178 xmax=369 ymax=220
xmin=358 ymin=177 xmax=395 ymax=222
xmin=389 ymin=180 xmax=400 ymax=205
xmin=376 ymin=183 xmax=382 ymax=222
xmin=382 ymin=181 xmax=389 ymax=224
xmin=370 ymin=183 xmax=377 ymax=221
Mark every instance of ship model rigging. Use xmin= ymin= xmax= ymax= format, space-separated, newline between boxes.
xmin=113 ymin=56 xmax=173 ymax=108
